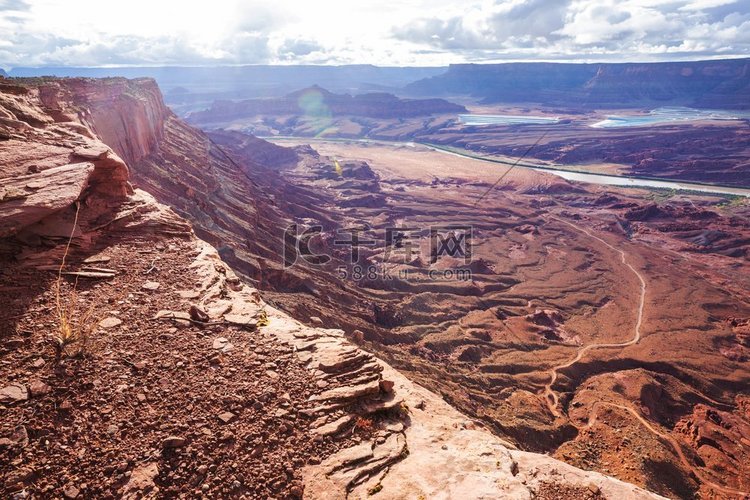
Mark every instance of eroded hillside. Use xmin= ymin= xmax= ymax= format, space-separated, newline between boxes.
xmin=6 ymin=76 xmax=747 ymax=499
xmin=0 ymin=77 xmax=674 ymax=499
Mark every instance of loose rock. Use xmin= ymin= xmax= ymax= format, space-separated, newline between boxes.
xmin=29 ymin=380 xmax=51 ymax=397
xmin=162 ymin=436 xmax=187 ymax=449
xmin=99 ymin=316 xmax=122 ymax=329
xmin=0 ymin=384 xmax=28 ymax=403
xmin=142 ymin=281 xmax=160 ymax=291
xmin=217 ymin=411 xmax=236 ymax=424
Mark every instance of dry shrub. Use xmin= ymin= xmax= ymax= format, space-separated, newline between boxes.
xmin=51 ymin=202 xmax=97 ymax=361
xmin=354 ymin=416 xmax=374 ymax=432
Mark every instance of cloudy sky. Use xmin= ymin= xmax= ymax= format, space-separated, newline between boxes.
xmin=1 ymin=0 xmax=749 ymax=67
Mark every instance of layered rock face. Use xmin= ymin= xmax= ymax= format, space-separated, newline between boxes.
xmin=0 ymin=78 xmax=669 ymax=498
xmin=0 ymin=79 xmax=133 ymax=242
xmin=60 ymin=79 xmax=402 ymax=343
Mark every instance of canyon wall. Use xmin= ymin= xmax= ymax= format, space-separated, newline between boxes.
xmin=406 ymin=58 xmax=750 ymax=109
xmin=0 ymin=75 xmax=670 ymax=499
xmin=35 ymin=77 xmax=749 ymax=499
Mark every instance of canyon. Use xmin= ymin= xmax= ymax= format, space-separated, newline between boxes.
xmin=186 ymin=87 xmax=750 ymax=189
xmin=11 ymin=58 xmax=750 ymax=112
xmin=1 ymin=75 xmax=749 ymax=500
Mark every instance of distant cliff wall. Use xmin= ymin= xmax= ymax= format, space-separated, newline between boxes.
xmin=406 ymin=58 xmax=750 ymax=109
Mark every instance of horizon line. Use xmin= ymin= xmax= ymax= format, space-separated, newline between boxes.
xmin=4 ymin=54 xmax=750 ymax=72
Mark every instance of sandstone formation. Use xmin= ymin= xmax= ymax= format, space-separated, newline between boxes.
xmin=0 ymin=79 xmax=750 ymax=498
xmin=163 ymin=230 xmax=665 ymax=500
xmin=186 ymin=86 xmax=750 ymax=188
xmin=0 ymin=78 xmax=678 ymax=498
xmin=21 ymin=76 xmax=747 ymax=497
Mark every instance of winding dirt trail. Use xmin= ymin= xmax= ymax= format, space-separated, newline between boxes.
xmin=584 ymin=402 xmax=749 ymax=498
xmin=544 ymin=219 xmax=748 ymax=497
xmin=542 ymin=218 xmax=647 ymax=417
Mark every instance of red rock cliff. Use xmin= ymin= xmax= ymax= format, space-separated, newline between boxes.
xmin=0 ymin=77 xmax=667 ymax=500
xmin=36 ymin=77 xmax=168 ymax=165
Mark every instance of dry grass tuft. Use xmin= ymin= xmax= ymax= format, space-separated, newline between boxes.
xmin=256 ymin=309 xmax=270 ymax=328
xmin=51 ymin=202 xmax=97 ymax=361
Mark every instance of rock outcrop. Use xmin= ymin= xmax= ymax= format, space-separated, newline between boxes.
xmin=185 ymin=240 xmax=664 ymax=500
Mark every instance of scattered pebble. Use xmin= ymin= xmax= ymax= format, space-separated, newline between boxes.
xmin=162 ymin=436 xmax=187 ymax=449
xmin=217 ymin=411 xmax=236 ymax=424
xmin=99 ymin=317 xmax=123 ymax=329
xmin=142 ymin=281 xmax=160 ymax=291
xmin=0 ymin=384 xmax=28 ymax=403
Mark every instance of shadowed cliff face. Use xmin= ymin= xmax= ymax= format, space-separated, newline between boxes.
xmin=61 ymin=78 xmax=387 ymax=337
xmin=30 ymin=78 xmax=168 ymax=166
xmin=9 ymin=77 xmax=749 ymax=498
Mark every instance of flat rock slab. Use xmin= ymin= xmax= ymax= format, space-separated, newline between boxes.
xmin=142 ymin=281 xmax=160 ymax=291
xmin=224 ymin=314 xmax=258 ymax=328
xmin=99 ymin=317 xmax=122 ymax=329
xmin=154 ymin=310 xmax=191 ymax=321
xmin=80 ymin=266 xmax=117 ymax=274
xmin=311 ymin=379 xmax=381 ymax=403
xmin=83 ymin=255 xmax=111 ymax=264
xmin=217 ymin=411 xmax=236 ymax=424
xmin=0 ymin=162 xmax=95 ymax=238
xmin=212 ymin=337 xmax=231 ymax=350
xmin=122 ymin=462 xmax=159 ymax=499
xmin=314 ymin=415 xmax=353 ymax=436
xmin=0 ymin=384 xmax=29 ymax=403
xmin=62 ymin=271 xmax=115 ymax=279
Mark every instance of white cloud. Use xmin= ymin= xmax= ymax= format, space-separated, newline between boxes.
xmin=0 ymin=0 xmax=749 ymax=67
xmin=393 ymin=0 xmax=750 ymax=61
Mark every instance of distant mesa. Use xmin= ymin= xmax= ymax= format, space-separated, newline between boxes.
xmin=188 ymin=85 xmax=467 ymax=123
xmin=406 ymin=58 xmax=750 ymax=110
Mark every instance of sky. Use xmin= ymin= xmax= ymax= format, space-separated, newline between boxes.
xmin=1 ymin=0 xmax=749 ymax=68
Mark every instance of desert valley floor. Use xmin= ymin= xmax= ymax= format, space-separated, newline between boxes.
xmin=256 ymin=139 xmax=750 ymax=499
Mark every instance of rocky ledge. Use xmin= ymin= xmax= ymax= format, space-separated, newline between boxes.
xmin=182 ymin=241 xmax=664 ymax=499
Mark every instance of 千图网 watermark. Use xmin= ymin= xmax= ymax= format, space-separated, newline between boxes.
xmin=335 ymin=264 xmax=472 ymax=282
xmin=283 ymin=224 xmax=473 ymax=282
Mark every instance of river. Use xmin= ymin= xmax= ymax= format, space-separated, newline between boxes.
xmin=265 ymin=136 xmax=750 ymax=198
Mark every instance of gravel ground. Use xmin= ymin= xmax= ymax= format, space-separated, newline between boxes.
xmin=0 ymin=235 xmax=364 ymax=499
